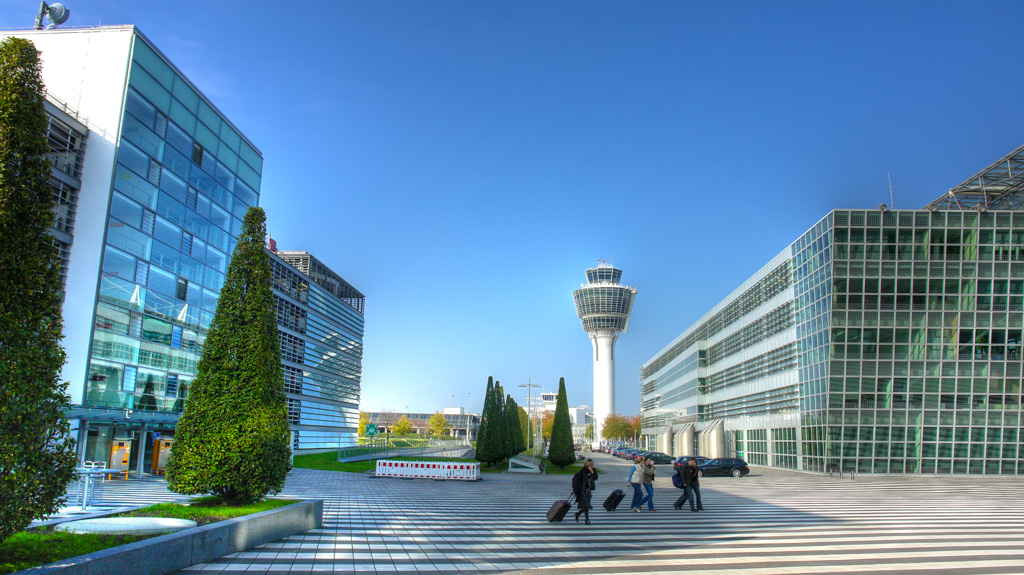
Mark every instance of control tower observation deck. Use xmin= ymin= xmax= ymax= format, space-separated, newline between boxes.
xmin=572 ymin=262 xmax=637 ymax=449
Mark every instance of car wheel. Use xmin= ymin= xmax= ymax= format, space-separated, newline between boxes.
xmin=697 ymin=470 xmax=704 ymax=478
xmin=731 ymin=469 xmax=741 ymax=478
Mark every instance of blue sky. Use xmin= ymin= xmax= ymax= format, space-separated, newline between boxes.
xmin=7 ymin=1 xmax=1024 ymax=415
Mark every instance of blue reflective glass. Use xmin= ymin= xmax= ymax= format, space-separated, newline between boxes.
xmin=118 ymin=140 xmax=150 ymax=178
xmin=106 ymin=218 xmax=151 ymax=260
xmin=113 ymin=164 xmax=159 ymax=210
xmin=154 ymin=217 xmax=182 ymax=248
xmin=159 ymin=169 xmax=188 ymax=204
xmin=150 ymin=240 xmax=180 ymax=274
xmin=101 ymin=245 xmax=137 ymax=280
xmin=161 ymin=141 xmax=190 ymax=182
xmin=109 ymin=192 xmax=143 ymax=230
xmin=125 ymin=88 xmax=156 ymax=129
xmin=147 ymin=266 xmax=177 ymax=298
xmin=165 ymin=120 xmax=193 ymax=156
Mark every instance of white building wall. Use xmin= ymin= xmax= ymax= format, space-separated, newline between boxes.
xmin=0 ymin=27 xmax=135 ymax=404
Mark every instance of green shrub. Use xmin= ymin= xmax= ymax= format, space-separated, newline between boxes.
xmin=548 ymin=378 xmax=576 ymax=468
xmin=0 ymin=37 xmax=78 ymax=543
xmin=167 ymin=208 xmax=291 ymax=505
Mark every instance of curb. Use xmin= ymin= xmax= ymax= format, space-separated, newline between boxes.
xmin=15 ymin=499 xmax=323 ymax=575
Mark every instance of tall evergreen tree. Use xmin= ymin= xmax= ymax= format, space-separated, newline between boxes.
xmin=517 ymin=405 xmax=530 ymax=453
xmin=504 ymin=395 xmax=523 ymax=458
xmin=492 ymin=382 xmax=507 ymax=459
xmin=167 ymin=207 xmax=291 ymax=504
xmin=474 ymin=377 xmax=500 ymax=465
xmin=0 ymin=37 xmax=78 ymax=542
xmin=548 ymin=378 xmax=576 ymax=468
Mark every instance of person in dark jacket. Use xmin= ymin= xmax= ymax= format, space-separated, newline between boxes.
xmin=573 ymin=459 xmax=597 ymax=524
xmin=673 ymin=458 xmax=703 ymax=512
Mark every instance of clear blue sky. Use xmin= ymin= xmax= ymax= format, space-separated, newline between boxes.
xmin=7 ymin=1 xmax=1024 ymax=415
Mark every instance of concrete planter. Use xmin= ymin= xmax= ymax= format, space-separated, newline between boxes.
xmin=17 ymin=499 xmax=323 ymax=575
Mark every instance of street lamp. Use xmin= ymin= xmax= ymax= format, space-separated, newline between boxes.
xmin=518 ymin=380 xmax=540 ymax=456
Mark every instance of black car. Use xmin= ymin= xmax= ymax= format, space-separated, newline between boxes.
xmin=672 ymin=455 xmax=710 ymax=472
xmin=697 ymin=458 xmax=750 ymax=478
xmin=644 ymin=452 xmax=675 ymax=465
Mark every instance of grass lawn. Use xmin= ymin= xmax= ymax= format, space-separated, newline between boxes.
xmin=293 ymin=452 xmax=478 ymax=474
xmin=0 ymin=530 xmax=149 ymax=575
xmin=119 ymin=497 xmax=296 ymax=526
xmin=293 ymin=451 xmax=377 ymax=473
xmin=0 ymin=496 xmax=294 ymax=574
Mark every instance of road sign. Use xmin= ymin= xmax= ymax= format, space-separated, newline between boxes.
xmin=366 ymin=424 xmax=378 ymax=437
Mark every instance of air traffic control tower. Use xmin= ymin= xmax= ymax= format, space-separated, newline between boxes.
xmin=573 ymin=262 xmax=637 ymax=449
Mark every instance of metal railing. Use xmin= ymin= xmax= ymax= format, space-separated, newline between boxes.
xmin=337 ymin=439 xmax=473 ymax=463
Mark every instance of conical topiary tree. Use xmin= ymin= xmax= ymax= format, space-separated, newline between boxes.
xmin=503 ymin=395 xmax=523 ymax=458
xmin=492 ymin=382 xmax=507 ymax=458
xmin=0 ymin=37 xmax=78 ymax=542
xmin=548 ymin=378 xmax=576 ymax=468
xmin=475 ymin=377 xmax=501 ymax=465
xmin=167 ymin=207 xmax=291 ymax=505
xmin=518 ymin=405 xmax=532 ymax=453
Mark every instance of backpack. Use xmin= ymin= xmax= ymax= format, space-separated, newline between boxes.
xmin=671 ymin=470 xmax=683 ymax=489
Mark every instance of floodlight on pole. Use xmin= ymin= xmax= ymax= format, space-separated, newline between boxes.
xmin=34 ymin=2 xmax=70 ymax=30
xmin=518 ymin=379 xmax=540 ymax=456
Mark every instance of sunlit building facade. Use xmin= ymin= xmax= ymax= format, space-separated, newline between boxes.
xmin=270 ymin=250 xmax=365 ymax=450
xmin=641 ymin=145 xmax=1024 ymax=475
xmin=0 ymin=26 xmax=264 ymax=472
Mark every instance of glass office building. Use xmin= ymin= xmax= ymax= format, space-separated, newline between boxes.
xmin=270 ymin=250 xmax=365 ymax=450
xmin=641 ymin=144 xmax=1024 ymax=475
xmin=0 ymin=27 xmax=263 ymax=470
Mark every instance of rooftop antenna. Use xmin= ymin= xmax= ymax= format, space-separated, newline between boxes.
xmin=34 ymin=2 xmax=70 ymax=29
xmin=888 ymin=172 xmax=895 ymax=209
xmin=596 ymin=258 xmax=611 ymax=266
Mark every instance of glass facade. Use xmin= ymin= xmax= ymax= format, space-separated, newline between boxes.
xmin=85 ymin=35 xmax=262 ymax=416
xmin=270 ymin=252 xmax=364 ymax=450
xmin=642 ymin=207 xmax=1024 ymax=475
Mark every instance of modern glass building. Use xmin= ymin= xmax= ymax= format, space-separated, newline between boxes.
xmin=0 ymin=26 xmax=264 ymax=472
xmin=270 ymin=250 xmax=365 ymax=450
xmin=641 ymin=144 xmax=1024 ymax=475
xmin=5 ymin=25 xmax=367 ymax=468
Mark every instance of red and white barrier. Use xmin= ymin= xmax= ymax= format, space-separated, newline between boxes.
xmin=375 ymin=459 xmax=481 ymax=481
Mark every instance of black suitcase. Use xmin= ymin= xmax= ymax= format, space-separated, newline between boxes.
xmin=547 ymin=493 xmax=575 ymax=522
xmin=603 ymin=489 xmax=625 ymax=511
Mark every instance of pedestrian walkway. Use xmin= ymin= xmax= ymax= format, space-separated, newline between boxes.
xmin=176 ymin=452 xmax=1024 ymax=574
xmin=32 ymin=473 xmax=190 ymax=527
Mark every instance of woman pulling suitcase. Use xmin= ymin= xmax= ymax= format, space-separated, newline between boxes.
xmin=572 ymin=459 xmax=598 ymax=524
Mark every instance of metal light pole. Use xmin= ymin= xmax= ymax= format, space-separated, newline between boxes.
xmin=518 ymin=379 xmax=540 ymax=456
xmin=466 ymin=392 xmax=471 ymax=445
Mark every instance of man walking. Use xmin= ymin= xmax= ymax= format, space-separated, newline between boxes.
xmin=674 ymin=458 xmax=703 ymax=512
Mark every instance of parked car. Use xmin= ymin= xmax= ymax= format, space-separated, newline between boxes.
xmin=672 ymin=455 xmax=710 ymax=472
xmin=644 ymin=452 xmax=675 ymax=465
xmin=697 ymin=458 xmax=750 ymax=478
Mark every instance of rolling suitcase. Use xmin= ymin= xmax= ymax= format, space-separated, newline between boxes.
xmin=603 ymin=489 xmax=625 ymax=511
xmin=547 ymin=493 xmax=575 ymax=522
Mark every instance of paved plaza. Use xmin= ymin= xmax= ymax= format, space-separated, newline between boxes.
xmin=59 ymin=453 xmax=1024 ymax=574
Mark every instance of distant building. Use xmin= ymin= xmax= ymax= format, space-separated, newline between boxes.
xmin=366 ymin=411 xmax=480 ymax=441
xmin=540 ymin=392 xmax=557 ymax=412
